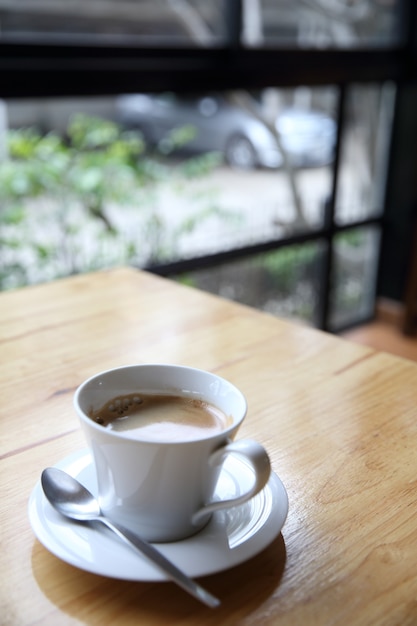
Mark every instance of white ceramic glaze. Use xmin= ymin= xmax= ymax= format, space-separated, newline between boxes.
xmin=28 ymin=449 xmax=288 ymax=580
xmin=74 ymin=364 xmax=271 ymax=542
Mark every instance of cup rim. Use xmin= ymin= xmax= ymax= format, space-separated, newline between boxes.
xmin=74 ymin=363 xmax=248 ymax=444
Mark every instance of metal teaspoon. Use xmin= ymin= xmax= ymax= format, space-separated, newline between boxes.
xmin=41 ymin=467 xmax=220 ymax=608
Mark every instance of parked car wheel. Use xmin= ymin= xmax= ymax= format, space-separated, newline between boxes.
xmin=225 ymin=135 xmax=257 ymax=169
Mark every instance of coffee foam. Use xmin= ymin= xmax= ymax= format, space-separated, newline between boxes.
xmin=88 ymin=392 xmax=229 ymax=442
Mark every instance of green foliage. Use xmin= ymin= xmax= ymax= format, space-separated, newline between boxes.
xmin=177 ymin=152 xmax=222 ymax=178
xmin=0 ymin=114 xmax=223 ymax=290
xmin=335 ymin=228 xmax=364 ymax=248
xmin=258 ymin=243 xmax=318 ymax=292
xmin=157 ymin=125 xmax=197 ymax=155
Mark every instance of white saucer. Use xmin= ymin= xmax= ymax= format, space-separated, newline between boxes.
xmin=28 ymin=449 xmax=288 ymax=581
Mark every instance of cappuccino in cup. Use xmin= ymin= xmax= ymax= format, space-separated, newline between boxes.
xmin=88 ymin=392 xmax=232 ymax=442
xmin=75 ymin=364 xmax=271 ymax=542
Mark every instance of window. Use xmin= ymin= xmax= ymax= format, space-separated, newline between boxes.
xmin=1 ymin=0 xmax=415 ymax=332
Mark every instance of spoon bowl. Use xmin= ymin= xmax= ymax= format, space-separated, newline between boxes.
xmin=42 ymin=468 xmax=102 ymax=520
xmin=41 ymin=467 xmax=220 ymax=608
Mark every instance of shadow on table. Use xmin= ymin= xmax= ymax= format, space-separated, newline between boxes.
xmin=31 ymin=533 xmax=287 ymax=622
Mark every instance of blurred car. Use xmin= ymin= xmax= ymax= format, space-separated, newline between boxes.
xmin=116 ymin=93 xmax=336 ymax=170
xmin=275 ymin=106 xmax=336 ymax=168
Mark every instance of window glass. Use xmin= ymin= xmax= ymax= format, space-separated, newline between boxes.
xmin=329 ymin=226 xmax=381 ymax=330
xmin=175 ymin=241 xmax=326 ymax=327
xmin=0 ymin=0 xmax=226 ymax=46
xmin=244 ymin=0 xmax=405 ymax=49
xmin=0 ymin=1 xmax=405 ymax=48
xmin=335 ymin=82 xmax=396 ymax=225
xmin=1 ymin=87 xmax=336 ymax=289
xmin=116 ymin=86 xmax=336 ymax=252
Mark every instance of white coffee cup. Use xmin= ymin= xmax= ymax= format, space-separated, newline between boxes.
xmin=74 ymin=364 xmax=271 ymax=542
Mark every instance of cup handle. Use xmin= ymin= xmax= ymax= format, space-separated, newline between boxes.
xmin=191 ymin=439 xmax=271 ymax=526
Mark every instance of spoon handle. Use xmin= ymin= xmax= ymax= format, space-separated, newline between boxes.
xmin=99 ymin=516 xmax=220 ymax=608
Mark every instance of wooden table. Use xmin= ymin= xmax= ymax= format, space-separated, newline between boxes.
xmin=2 ymin=267 xmax=417 ymax=625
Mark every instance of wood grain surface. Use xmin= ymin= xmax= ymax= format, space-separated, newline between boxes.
xmin=1 ymin=267 xmax=417 ymax=625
